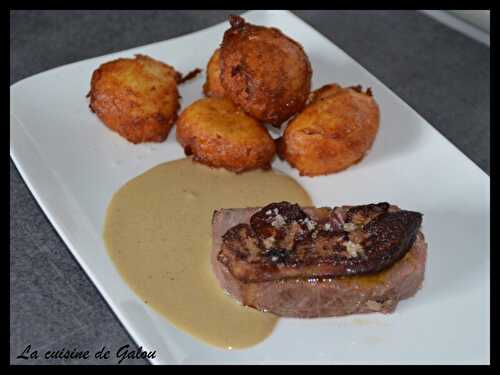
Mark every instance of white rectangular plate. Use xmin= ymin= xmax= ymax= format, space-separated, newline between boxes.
xmin=10 ymin=10 xmax=490 ymax=364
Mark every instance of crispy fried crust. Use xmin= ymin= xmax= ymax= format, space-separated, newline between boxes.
xmin=280 ymin=84 xmax=380 ymax=176
xmin=218 ymin=202 xmax=422 ymax=282
xmin=219 ymin=15 xmax=312 ymax=126
xmin=179 ymin=68 xmax=202 ymax=84
xmin=175 ymin=97 xmax=276 ymax=173
xmin=88 ymin=54 xmax=181 ymax=144
xmin=203 ymin=49 xmax=225 ymax=98
xmin=307 ymin=83 xmax=343 ymax=103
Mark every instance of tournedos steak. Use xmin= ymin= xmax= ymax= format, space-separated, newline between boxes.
xmin=212 ymin=202 xmax=427 ymax=318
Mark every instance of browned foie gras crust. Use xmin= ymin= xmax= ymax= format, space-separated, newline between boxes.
xmin=218 ymin=202 xmax=422 ymax=282
xmin=212 ymin=202 xmax=427 ymax=318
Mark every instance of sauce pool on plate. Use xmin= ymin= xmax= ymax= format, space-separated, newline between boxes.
xmin=103 ymin=158 xmax=312 ymax=349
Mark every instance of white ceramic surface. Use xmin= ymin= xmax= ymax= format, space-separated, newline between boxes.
xmin=10 ymin=10 xmax=490 ymax=364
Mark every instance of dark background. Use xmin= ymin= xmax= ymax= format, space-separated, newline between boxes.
xmin=10 ymin=10 xmax=490 ymax=364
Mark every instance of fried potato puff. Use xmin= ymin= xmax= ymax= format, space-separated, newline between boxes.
xmin=219 ymin=15 xmax=312 ymax=127
xmin=203 ymin=49 xmax=226 ymax=98
xmin=176 ymin=97 xmax=276 ymax=173
xmin=279 ymin=84 xmax=380 ymax=176
xmin=88 ymin=54 xmax=181 ymax=144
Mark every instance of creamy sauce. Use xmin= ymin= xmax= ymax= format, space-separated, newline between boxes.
xmin=103 ymin=158 xmax=312 ymax=349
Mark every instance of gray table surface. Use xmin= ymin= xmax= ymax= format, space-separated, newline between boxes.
xmin=10 ymin=10 xmax=490 ymax=365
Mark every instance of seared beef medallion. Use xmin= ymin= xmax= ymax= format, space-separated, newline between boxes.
xmin=212 ymin=202 xmax=427 ymax=318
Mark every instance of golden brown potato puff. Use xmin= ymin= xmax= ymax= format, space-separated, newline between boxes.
xmin=88 ymin=54 xmax=181 ymax=144
xmin=279 ymin=84 xmax=380 ymax=176
xmin=219 ymin=15 xmax=312 ymax=127
xmin=203 ymin=49 xmax=226 ymax=98
xmin=176 ymin=97 xmax=276 ymax=173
